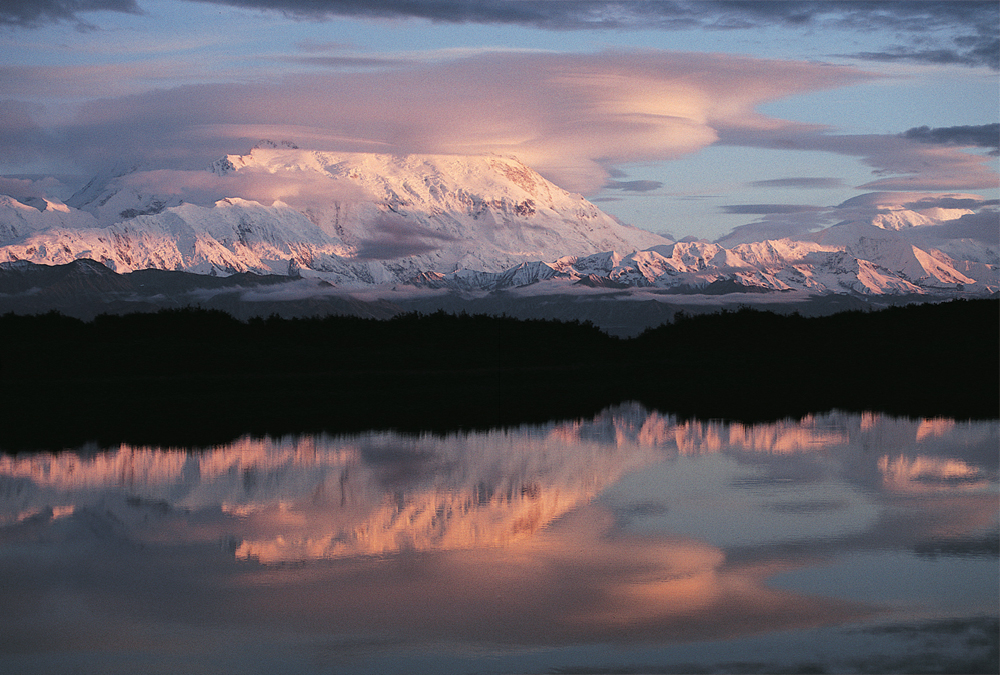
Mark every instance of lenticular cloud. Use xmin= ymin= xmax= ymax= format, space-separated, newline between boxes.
xmin=49 ymin=50 xmax=873 ymax=194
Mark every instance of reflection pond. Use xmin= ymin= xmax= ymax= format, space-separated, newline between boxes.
xmin=1 ymin=405 xmax=997 ymax=674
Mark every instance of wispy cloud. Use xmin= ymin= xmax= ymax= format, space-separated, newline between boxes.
xmin=603 ymin=179 xmax=664 ymax=193
xmin=173 ymin=1 xmax=996 ymax=35
xmin=747 ymin=177 xmax=844 ymax=189
xmin=720 ymin=126 xmax=999 ymax=193
xmin=721 ymin=204 xmax=825 ymax=215
xmin=192 ymin=1 xmax=993 ymax=71
xmin=0 ymin=0 xmax=140 ymax=28
xmin=902 ymin=124 xmax=1000 ymax=155
xmin=8 ymin=1 xmax=995 ymax=71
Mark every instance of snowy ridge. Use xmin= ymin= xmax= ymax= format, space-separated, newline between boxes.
xmin=0 ymin=146 xmax=996 ymax=296
xmin=415 ymin=234 xmax=997 ymax=296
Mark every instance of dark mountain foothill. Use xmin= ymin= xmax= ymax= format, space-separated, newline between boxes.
xmin=0 ymin=298 xmax=996 ymax=451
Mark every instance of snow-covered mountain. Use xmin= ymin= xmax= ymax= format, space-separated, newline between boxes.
xmin=0 ymin=144 xmax=996 ymax=297
xmin=0 ymin=144 xmax=668 ymax=282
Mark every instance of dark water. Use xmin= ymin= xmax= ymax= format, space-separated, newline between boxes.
xmin=1 ymin=405 xmax=996 ymax=674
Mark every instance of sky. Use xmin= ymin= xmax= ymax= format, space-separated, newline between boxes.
xmin=0 ymin=0 xmax=997 ymax=241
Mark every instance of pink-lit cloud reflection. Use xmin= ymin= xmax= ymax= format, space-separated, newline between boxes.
xmin=0 ymin=406 xmax=995 ymax=670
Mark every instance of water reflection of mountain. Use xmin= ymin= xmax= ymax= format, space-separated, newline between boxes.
xmin=2 ymin=405 xmax=995 ymax=563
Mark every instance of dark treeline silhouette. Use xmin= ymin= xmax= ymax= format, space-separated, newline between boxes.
xmin=1 ymin=299 xmax=996 ymax=450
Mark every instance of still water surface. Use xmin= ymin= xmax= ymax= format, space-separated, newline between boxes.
xmin=1 ymin=405 xmax=996 ymax=674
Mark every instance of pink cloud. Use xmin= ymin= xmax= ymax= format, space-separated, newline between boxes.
xmin=41 ymin=50 xmax=872 ymax=193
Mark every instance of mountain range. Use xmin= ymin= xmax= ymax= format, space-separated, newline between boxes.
xmin=0 ymin=142 xmax=996 ymax=330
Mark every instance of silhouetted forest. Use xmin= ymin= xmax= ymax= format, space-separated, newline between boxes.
xmin=1 ymin=298 xmax=996 ymax=450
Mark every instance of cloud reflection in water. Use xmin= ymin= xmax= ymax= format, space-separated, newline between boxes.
xmin=0 ymin=405 xmax=995 ymax=673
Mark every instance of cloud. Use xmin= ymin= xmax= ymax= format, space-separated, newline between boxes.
xmin=0 ymin=62 xmax=210 ymax=101
xmin=122 ymin=167 xmax=373 ymax=207
xmin=0 ymin=0 xmax=140 ymax=28
xmin=8 ymin=1 xmax=996 ymax=74
xmin=0 ymin=176 xmax=65 ymax=201
xmin=902 ymin=196 xmax=1000 ymax=211
xmin=353 ymin=213 xmax=459 ymax=260
xmin=834 ymin=192 xmax=990 ymax=210
xmin=713 ymin=208 xmax=842 ymax=245
xmin=713 ymin=219 xmax=828 ymax=245
xmin=168 ymin=1 xmax=991 ymax=71
xmin=721 ymin=204 xmax=825 ymax=215
xmin=0 ymin=99 xmax=49 ymax=166
xmin=177 ymin=0 xmax=995 ymax=34
xmin=747 ymin=177 xmax=844 ymax=189
xmin=280 ymin=52 xmax=411 ymax=70
xmin=840 ymin=31 xmax=999 ymax=71
xmin=833 ymin=0 xmax=999 ymax=70
xmin=23 ymin=50 xmax=871 ymax=194
xmin=902 ymin=124 xmax=1000 ymax=155
xmin=919 ymin=209 xmax=1000 ymax=245
xmin=603 ymin=179 xmax=664 ymax=193
xmin=719 ymin=126 xmax=999 ymax=192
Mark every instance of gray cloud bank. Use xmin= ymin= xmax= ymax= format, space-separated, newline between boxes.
xmin=5 ymin=1 xmax=997 ymax=70
xmin=902 ymin=124 xmax=1000 ymax=155
xmin=0 ymin=0 xmax=140 ymax=27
